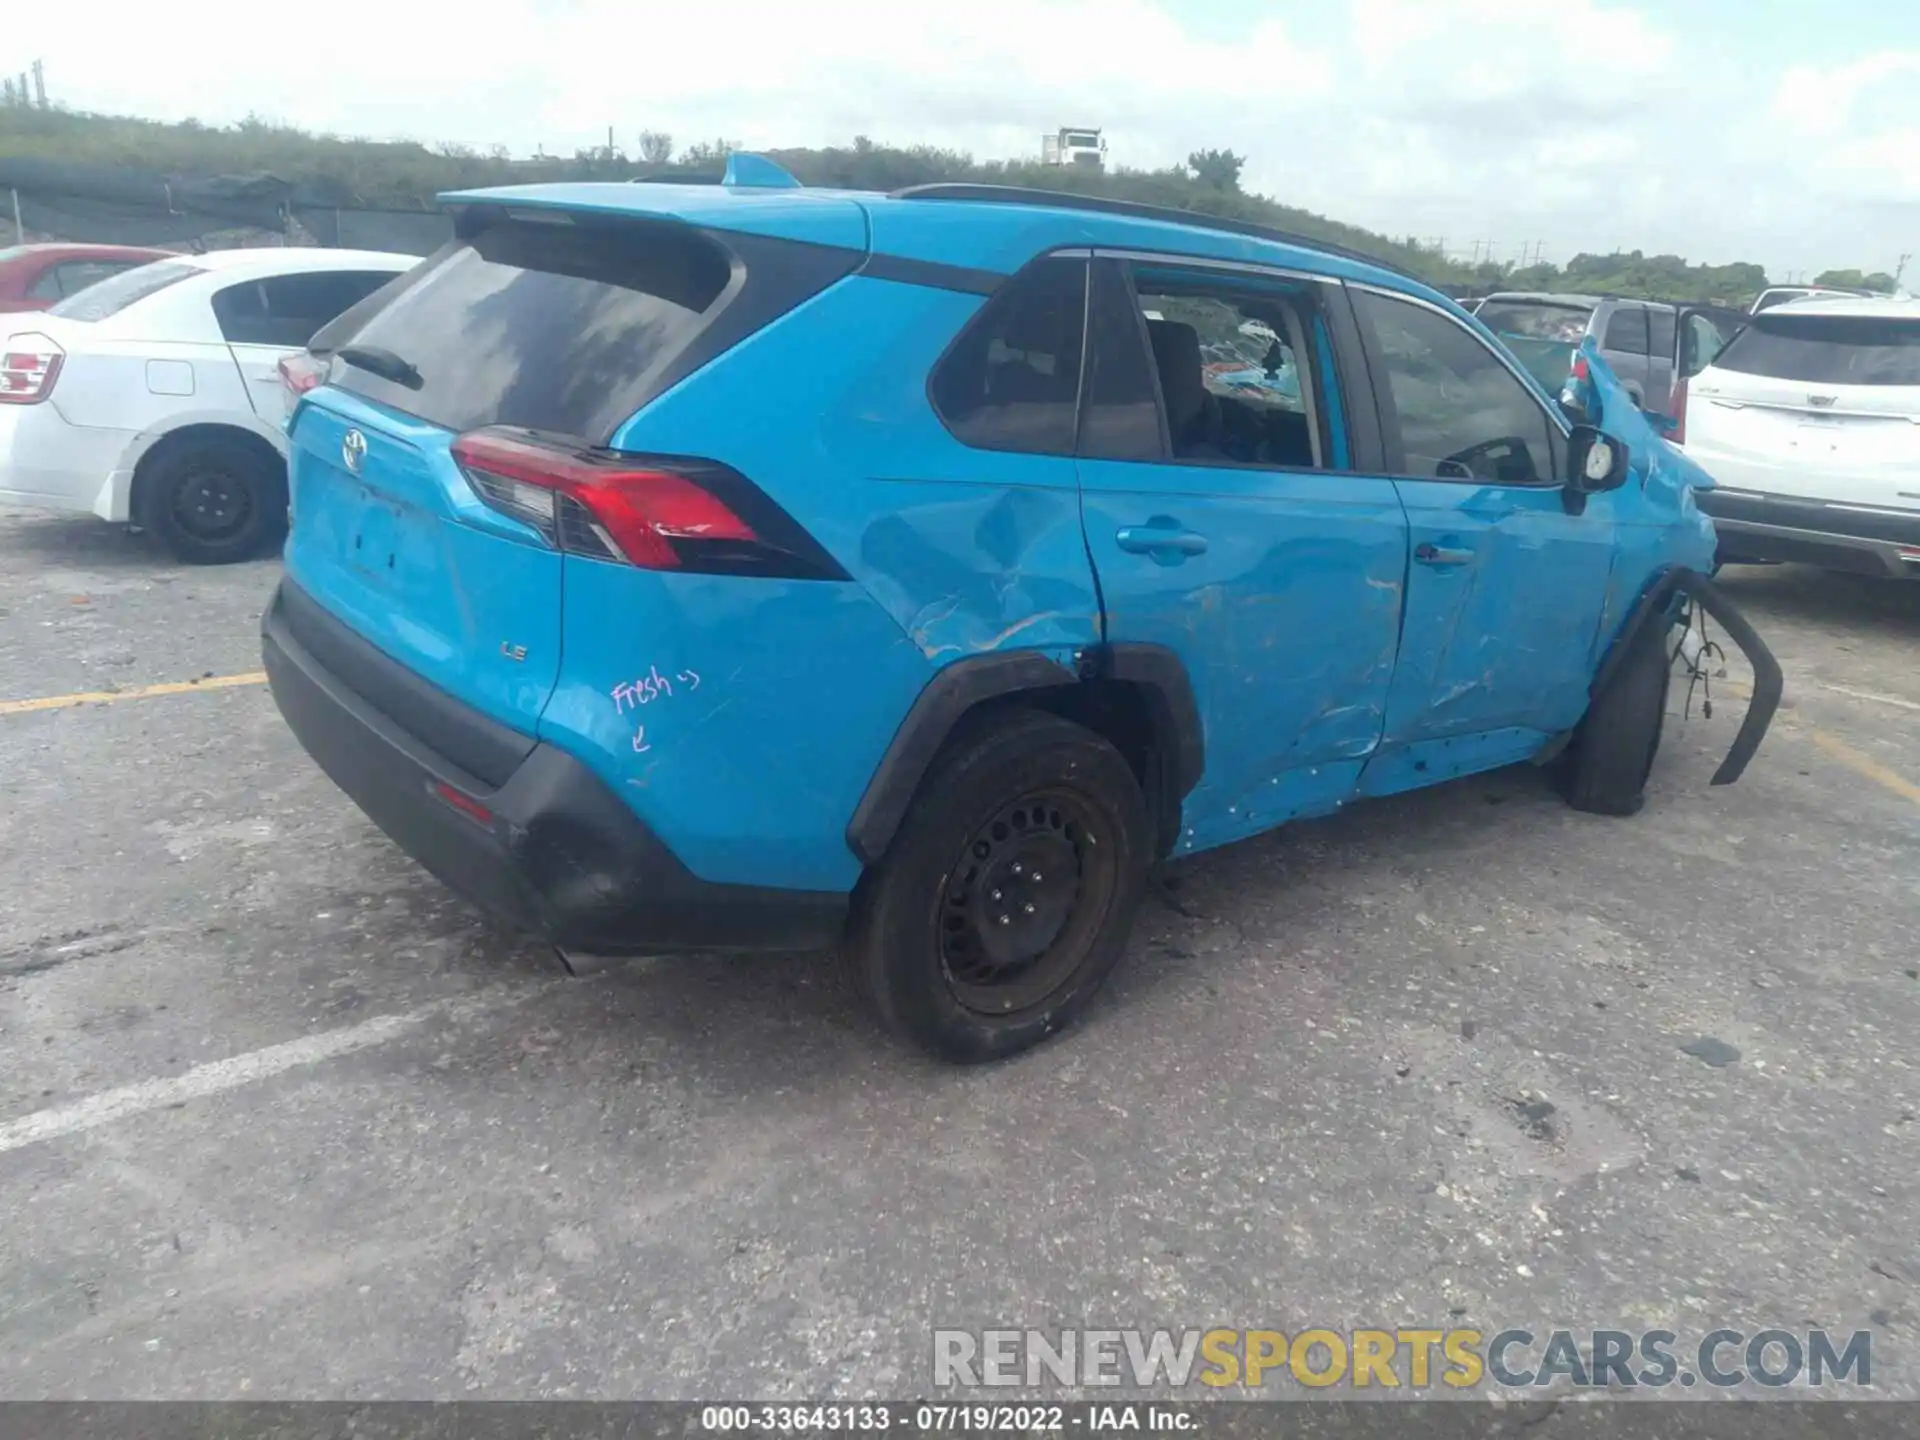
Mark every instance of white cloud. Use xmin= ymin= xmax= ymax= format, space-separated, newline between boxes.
xmin=8 ymin=0 xmax=1916 ymax=277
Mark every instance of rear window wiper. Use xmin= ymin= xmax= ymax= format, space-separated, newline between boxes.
xmin=338 ymin=344 xmax=424 ymax=391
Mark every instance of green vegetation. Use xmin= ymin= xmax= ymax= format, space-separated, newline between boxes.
xmin=1 ymin=104 xmax=1894 ymax=306
xmin=1813 ymin=267 xmax=1899 ymax=292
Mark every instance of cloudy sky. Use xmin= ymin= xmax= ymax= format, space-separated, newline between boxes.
xmin=9 ymin=0 xmax=1917 ymax=279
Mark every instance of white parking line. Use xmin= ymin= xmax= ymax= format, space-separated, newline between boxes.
xmin=0 ymin=985 xmax=544 ymax=1156
xmin=1821 ymin=683 xmax=1920 ymax=714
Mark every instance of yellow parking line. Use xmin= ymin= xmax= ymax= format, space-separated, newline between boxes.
xmin=1697 ymin=677 xmax=1920 ymax=808
xmin=0 ymin=671 xmax=268 ymax=716
xmin=1807 ymin=730 xmax=1920 ymax=809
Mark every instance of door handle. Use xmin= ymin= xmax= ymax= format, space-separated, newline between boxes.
xmin=1414 ymin=542 xmax=1474 ymax=567
xmin=1116 ymin=526 xmax=1208 ymax=557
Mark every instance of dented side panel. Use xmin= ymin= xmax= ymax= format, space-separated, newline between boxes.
xmin=1379 ymin=481 xmax=1618 ymax=746
xmin=582 ymin=273 xmax=1098 ymax=889
xmin=1077 ymin=458 xmax=1409 ymax=853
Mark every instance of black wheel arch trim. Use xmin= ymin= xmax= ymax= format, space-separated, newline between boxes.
xmin=1593 ymin=566 xmax=1782 ymax=786
xmin=845 ymin=643 xmax=1205 ymax=867
xmin=1096 ymin=642 xmax=1205 ymax=800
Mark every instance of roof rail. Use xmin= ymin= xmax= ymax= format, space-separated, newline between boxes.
xmin=890 ymin=183 xmax=1427 ymax=284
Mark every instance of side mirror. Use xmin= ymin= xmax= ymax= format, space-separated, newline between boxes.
xmin=1567 ymin=425 xmax=1629 ymax=494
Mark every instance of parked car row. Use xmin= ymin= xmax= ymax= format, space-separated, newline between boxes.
xmin=1472 ymin=291 xmax=1749 ymax=416
xmin=0 ymin=243 xmax=414 ymax=561
xmin=1677 ymin=295 xmax=1920 ymax=578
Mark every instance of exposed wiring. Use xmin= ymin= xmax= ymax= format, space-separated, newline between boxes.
xmin=1672 ymin=601 xmax=1726 ymax=720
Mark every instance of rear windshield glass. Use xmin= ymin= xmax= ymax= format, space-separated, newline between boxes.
xmin=1475 ymin=301 xmax=1593 ymax=343
xmin=1712 ymin=314 xmax=1920 ymax=386
xmin=47 ymin=261 xmax=201 ymax=321
xmin=330 ymin=217 xmax=734 ymax=440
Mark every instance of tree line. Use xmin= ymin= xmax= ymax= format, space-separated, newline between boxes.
xmin=1 ymin=105 xmax=1893 ymax=307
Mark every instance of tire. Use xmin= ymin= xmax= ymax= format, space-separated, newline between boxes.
xmin=1561 ymin=618 xmax=1672 ymax=817
xmin=846 ymin=708 xmax=1152 ymax=1063
xmin=145 ymin=439 xmax=287 ymax=565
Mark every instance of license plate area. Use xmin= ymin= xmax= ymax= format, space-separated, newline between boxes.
xmin=344 ymin=483 xmax=414 ymax=586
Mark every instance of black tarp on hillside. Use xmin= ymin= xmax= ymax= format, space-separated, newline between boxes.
xmin=299 ymin=206 xmax=453 ymax=254
xmin=0 ymin=157 xmax=450 ymax=254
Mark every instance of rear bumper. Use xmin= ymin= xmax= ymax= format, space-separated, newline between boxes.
xmin=0 ymin=403 xmax=134 ymax=520
xmin=261 ymin=579 xmax=848 ymax=956
xmin=1697 ymin=487 xmax=1920 ymax=579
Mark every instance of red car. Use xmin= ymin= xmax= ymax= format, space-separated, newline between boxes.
xmin=0 ymin=242 xmax=176 ymax=313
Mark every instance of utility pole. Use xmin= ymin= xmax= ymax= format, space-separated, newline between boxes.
xmin=31 ymin=59 xmax=45 ymax=107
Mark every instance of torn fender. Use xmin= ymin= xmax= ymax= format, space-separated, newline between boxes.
xmin=1594 ymin=567 xmax=1782 ymax=787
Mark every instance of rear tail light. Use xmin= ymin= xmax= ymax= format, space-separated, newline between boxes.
xmin=0 ymin=334 xmax=65 ymax=405
xmin=449 ymin=427 xmax=847 ymax=581
xmin=1668 ymin=376 xmax=1688 ymax=444
xmin=1570 ymin=353 xmax=1590 ymax=382
xmin=278 ymin=352 xmax=328 ymax=404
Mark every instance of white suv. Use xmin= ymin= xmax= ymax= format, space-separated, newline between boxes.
xmin=1678 ymin=296 xmax=1920 ymax=579
xmin=0 ymin=247 xmax=414 ymax=562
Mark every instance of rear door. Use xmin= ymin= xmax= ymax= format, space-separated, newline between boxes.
xmin=1667 ymin=303 xmax=1745 ymax=432
xmin=1347 ymin=284 xmax=1614 ymax=766
xmin=1683 ymin=309 xmax=1920 ymax=507
xmin=1075 ymin=255 xmax=1409 ymax=854
xmin=1598 ymin=304 xmax=1652 ymax=402
xmin=215 ymin=270 xmax=400 ymax=417
xmin=1644 ymin=306 xmax=1677 ymax=412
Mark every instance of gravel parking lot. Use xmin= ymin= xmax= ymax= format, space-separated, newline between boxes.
xmin=1 ymin=506 xmax=1917 ymax=1402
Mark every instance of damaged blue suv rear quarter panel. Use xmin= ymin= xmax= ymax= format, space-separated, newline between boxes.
xmin=538 ymin=266 xmax=1102 ymax=892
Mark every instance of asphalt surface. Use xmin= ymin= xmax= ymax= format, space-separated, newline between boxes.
xmin=1 ymin=507 xmax=1917 ymax=1406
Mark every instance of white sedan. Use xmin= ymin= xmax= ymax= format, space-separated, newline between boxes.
xmin=0 ymin=246 xmax=416 ymax=563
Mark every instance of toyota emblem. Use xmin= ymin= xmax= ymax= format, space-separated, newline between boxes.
xmin=341 ymin=428 xmax=367 ymax=474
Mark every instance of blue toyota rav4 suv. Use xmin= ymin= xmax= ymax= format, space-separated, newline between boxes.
xmin=262 ymin=158 xmax=1779 ymax=1062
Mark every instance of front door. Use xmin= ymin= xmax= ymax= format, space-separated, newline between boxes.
xmin=1075 ymin=257 xmax=1408 ymax=854
xmin=1345 ymin=285 xmax=1616 ymax=793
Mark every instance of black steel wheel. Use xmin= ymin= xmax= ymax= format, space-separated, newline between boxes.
xmin=145 ymin=436 xmax=287 ymax=565
xmin=847 ymin=708 xmax=1152 ymax=1063
xmin=169 ymin=462 xmax=255 ymax=543
xmin=938 ymin=789 xmax=1115 ymax=1016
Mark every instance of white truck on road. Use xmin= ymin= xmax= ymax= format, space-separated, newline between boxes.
xmin=1041 ymin=128 xmax=1106 ymax=170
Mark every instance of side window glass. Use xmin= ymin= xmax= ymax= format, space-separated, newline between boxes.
xmin=26 ymin=266 xmax=63 ymax=301
xmin=1603 ymin=306 xmax=1649 ymax=355
xmin=1648 ymin=308 xmax=1676 ymax=360
xmin=929 ymin=256 xmax=1086 ymax=456
xmin=1125 ymin=264 xmax=1334 ymax=470
xmin=212 ymin=280 xmax=277 ymax=345
xmin=1353 ymin=288 xmax=1555 ymax=485
xmin=1078 ymin=260 xmax=1165 ymax=461
xmin=215 ymin=272 xmax=398 ymax=348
